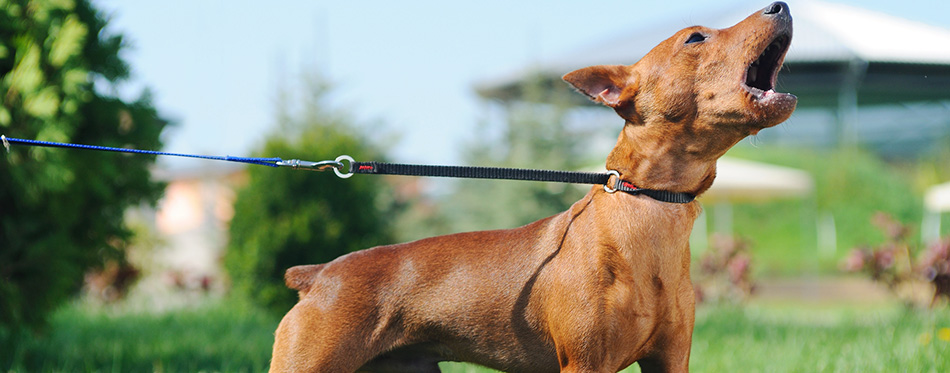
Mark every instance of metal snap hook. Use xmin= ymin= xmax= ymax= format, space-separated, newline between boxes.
xmin=276 ymin=159 xmax=343 ymax=171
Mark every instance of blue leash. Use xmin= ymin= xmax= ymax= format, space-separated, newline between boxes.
xmin=1 ymin=135 xmax=354 ymax=176
xmin=1 ymin=135 xmax=695 ymax=202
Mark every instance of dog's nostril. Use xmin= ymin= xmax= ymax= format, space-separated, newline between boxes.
xmin=764 ymin=2 xmax=785 ymax=15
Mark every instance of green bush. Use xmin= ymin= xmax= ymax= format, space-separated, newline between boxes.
xmin=224 ymin=78 xmax=395 ymax=316
xmin=0 ymin=0 xmax=167 ymax=352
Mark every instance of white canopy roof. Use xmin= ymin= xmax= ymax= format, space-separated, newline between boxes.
xmin=701 ymin=157 xmax=814 ymax=203
xmin=925 ymin=181 xmax=950 ymax=212
xmin=792 ymin=1 xmax=950 ymax=64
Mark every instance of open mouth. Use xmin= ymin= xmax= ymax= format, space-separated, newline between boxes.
xmin=744 ymin=34 xmax=790 ymax=96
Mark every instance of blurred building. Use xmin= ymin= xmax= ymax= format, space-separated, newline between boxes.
xmin=476 ymin=0 xmax=950 ymax=159
xmin=124 ymin=165 xmax=247 ymax=299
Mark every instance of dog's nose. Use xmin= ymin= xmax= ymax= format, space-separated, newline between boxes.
xmin=763 ymin=2 xmax=787 ymax=16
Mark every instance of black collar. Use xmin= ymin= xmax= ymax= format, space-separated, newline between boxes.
xmin=604 ymin=172 xmax=695 ymax=204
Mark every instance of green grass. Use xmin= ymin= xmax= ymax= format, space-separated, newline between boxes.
xmin=5 ymin=300 xmax=949 ymax=372
xmin=689 ymin=303 xmax=950 ymax=372
xmin=5 ymin=301 xmax=280 ymax=372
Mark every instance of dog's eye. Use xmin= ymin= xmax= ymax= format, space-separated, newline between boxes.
xmin=684 ymin=33 xmax=707 ymax=44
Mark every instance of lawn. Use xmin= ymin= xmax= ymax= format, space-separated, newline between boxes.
xmin=6 ymin=301 xmax=278 ymax=372
xmin=5 ymin=299 xmax=949 ymax=372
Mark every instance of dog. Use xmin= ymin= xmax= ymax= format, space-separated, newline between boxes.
xmin=270 ymin=2 xmax=796 ymax=372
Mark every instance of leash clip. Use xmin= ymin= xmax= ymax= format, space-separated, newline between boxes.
xmin=603 ymin=170 xmax=620 ymax=193
xmin=276 ymin=158 xmax=341 ymax=171
xmin=275 ymin=155 xmax=354 ymax=179
xmin=2 ymin=135 xmax=9 ymax=153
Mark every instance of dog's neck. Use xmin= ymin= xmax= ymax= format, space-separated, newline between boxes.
xmin=605 ymin=119 xmax=745 ymax=197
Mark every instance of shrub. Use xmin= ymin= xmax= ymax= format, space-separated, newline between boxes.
xmin=841 ymin=212 xmax=949 ymax=308
xmin=917 ymin=238 xmax=950 ymax=306
xmin=224 ymin=78 xmax=395 ymax=315
xmin=694 ymin=234 xmax=756 ymax=304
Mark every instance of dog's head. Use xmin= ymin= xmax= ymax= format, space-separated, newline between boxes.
xmin=564 ymin=2 xmax=796 ymax=159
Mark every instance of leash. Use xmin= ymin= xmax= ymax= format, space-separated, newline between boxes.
xmin=1 ymin=135 xmax=694 ymax=203
xmin=2 ymin=135 xmax=348 ymax=172
xmin=350 ymin=161 xmax=694 ymax=203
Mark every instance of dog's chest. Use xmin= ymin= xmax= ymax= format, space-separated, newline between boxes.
xmin=594 ymin=196 xmax=699 ymax=306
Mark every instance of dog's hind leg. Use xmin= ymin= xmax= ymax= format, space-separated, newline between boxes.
xmin=270 ymin=300 xmax=383 ymax=373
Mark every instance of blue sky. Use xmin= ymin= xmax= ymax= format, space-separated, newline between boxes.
xmin=93 ymin=0 xmax=950 ymax=167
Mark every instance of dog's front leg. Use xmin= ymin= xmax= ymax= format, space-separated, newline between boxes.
xmin=549 ymin=319 xmax=630 ymax=373
xmin=636 ymin=349 xmax=690 ymax=373
xmin=634 ymin=310 xmax=694 ymax=373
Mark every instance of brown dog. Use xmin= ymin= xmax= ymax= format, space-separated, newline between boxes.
xmin=270 ymin=2 xmax=796 ymax=372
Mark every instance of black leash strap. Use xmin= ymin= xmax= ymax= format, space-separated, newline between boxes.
xmin=351 ymin=161 xmax=609 ymax=184
xmin=350 ymin=161 xmax=695 ymax=204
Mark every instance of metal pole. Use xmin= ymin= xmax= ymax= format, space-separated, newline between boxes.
xmin=836 ymin=58 xmax=868 ymax=146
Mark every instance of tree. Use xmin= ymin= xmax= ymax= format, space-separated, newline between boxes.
xmin=445 ymin=76 xmax=590 ymax=231
xmin=225 ymin=76 xmax=395 ymax=316
xmin=0 ymin=0 xmax=168 ymax=351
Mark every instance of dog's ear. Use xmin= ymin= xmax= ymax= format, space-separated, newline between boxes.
xmin=562 ymin=65 xmax=635 ymax=108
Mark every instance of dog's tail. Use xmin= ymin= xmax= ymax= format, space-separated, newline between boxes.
xmin=285 ymin=264 xmax=325 ymax=294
